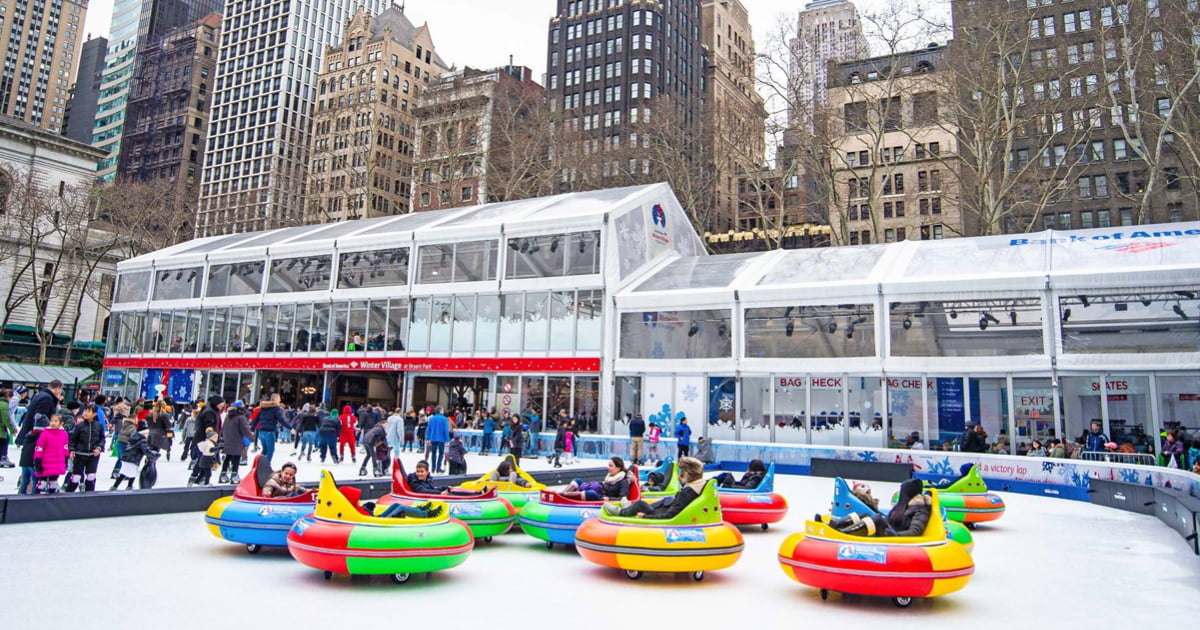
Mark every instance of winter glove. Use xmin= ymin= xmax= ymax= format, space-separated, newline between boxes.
xmin=34 ymin=459 xmax=43 ymax=475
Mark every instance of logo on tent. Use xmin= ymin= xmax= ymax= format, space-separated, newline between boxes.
xmin=1097 ymin=241 xmax=1176 ymax=254
xmin=651 ymin=204 xmax=667 ymax=228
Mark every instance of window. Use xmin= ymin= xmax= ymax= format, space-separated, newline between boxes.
xmin=461 ymin=186 xmax=472 ymax=201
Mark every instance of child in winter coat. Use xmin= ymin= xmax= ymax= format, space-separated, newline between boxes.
xmin=445 ymin=432 xmax=467 ymax=475
xmin=33 ymin=414 xmax=70 ymax=494
xmin=111 ymin=421 xmax=156 ymax=491
xmin=563 ymin=429 xmax=576 ymax=465
xmin=18 ymin=414 xmax=48 ymax=494
xmin=647 ymin=422 xmax=662 ymax=465
xmin=189 ymin=428 xmax=219 ymax=486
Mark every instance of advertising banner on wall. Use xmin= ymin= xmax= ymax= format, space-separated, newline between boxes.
xmin=937 ymin=377 xmax=965 ymax=436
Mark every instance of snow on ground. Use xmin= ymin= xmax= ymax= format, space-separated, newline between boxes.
xmin=2 ymin=471 xmax=1197 ymax=629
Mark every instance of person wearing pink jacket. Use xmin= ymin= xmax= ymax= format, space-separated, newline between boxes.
xmin=33 ymin=414 xmax=70 ymax=494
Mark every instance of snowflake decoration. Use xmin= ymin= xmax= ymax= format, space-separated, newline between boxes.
xmin=1041 ymin=461 xmax=1057 ymax=473
xmin=681 ymin=385 xmax=699 ymax=403
xmin=857 ymin=451 xmax=878 ymax=463
xmin=718 ymin=396 xmax=734 ymax=412
xmin=927 ymin=457 xmax=955 ymax=476
xmin=281 ymin=380 xmax=294 ymax=394
xmin=890 ymin=392 xmax=912 ymax=417
xmin=1119 ymin=468 xmax=1140 ymax=484
xmin=174 ymin=384 xmax=190 ymax=400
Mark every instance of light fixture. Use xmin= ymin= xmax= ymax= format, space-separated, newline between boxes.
xmin=550 ymin=238 xmax=560 ymax=253
xmin=902 ymin=317 xmax=912 ymax=330
xmin=978 ymin=315 xmax=990 ymax=331
xmin=718 ymin=322 xmax=728 ymax=337
xmin=687 ymin=322 xmax=700 ymax=337
xmin=175 ymin=271 xmax=183 ymax=281
xmin=187 ymin=270 xmax=197 ymax=282
xmin=915 ymin=301 xmax=929 ymax=317
xmin=1009 ymin=310 xmax=1018 ymax=325
xmin=784 ymin=306 xmax=793 ymax=319
xmin=785 ymin=319 xmax=795 ymax=337
xmin=826 ymin=321 xmax=838 ymax=334
xmin=508 ymin=240 xmax=520 ymax=251
xmin=1173 ymin=302 xmax=1188 ymax=320
xmin=845 ymin=324 xmax=855 ymax=339
xmin=160 ymin=271 xmax=170 ymax=281
xmin=519 ymin=239 xmax=531 ymax=253
xmin=949 ymin=309 xmax=958 ymax=319
xmin=1175 ymin=291 xmax=1196 ymax=299
xmin=578 ymin=237 xmax=587 ymax=254
xmin=1141 ymin=298 xmax=1153 ymax=307
xmin=1078 ymin=294 xmax=1090 ymax=307
xmin=1062 ymin=308 xmax=1072 ymax=322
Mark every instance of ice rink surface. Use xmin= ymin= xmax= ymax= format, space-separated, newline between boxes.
xmin=3 ymin=461 xmax=1199 ymax=629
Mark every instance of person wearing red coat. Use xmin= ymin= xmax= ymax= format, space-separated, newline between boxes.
xmin=338 ymin=405 xmax=357 ymax=463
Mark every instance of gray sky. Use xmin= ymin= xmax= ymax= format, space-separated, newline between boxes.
xmin=82 ymin=0 xmax=941 ymax=83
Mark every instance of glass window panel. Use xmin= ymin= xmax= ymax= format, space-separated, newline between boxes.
xmin=453 ymin=240 xmax=498 ymax=282
xmin=549 ymin=291 xmax=575 ymax=351
xmin=474 ymin=295 xmax=499 ymax=353
xmin=220 ymin=371 xmax=238 ymax=402
xmin=347 ymin=300 xmax=369 ymax=351
xmin=887 ymin=376 xmax=928 ymax=449
xmin=1013 ymin=378 xmax=1055 ymax=452
xmin=386 ymin=299 xmax=408 ymax=351
xmin=184 ymin=310 xmax=201 ymax=353
xmin=429 ymin=297 xmax=453 ymax=351
xmin=573 ymin=375 xmax=600 ymax=432
xmin=291 ymin=304 xmax=311 ymax=351
xmin=338 ymin=247 xmax=409 ymax=289
xmin=366 ymin=300 xmax=388 ymax=350
xmin=207 ymin=307 xmax=227 ymax=352
xmin=409 ymin=298 xmax=430 ymax=352
xmin=453 ymin=296 xmax=476 ymax=352
xmin=522 ymin=375 xmax=546 ymax=417
xmin=614 ymin=376 xmax=641 ymax=433
xmin=243 ymin=306 xmax=262 ymax=352
xmin=745 ymin=305 xmax=874 ymax=358
xmin=635 ymin=252 xmax=761 ymax=292
xmin=506 ymin=235 xmax=567 ymax=279
xmin=331 ymin=302 xmax=349 ymax=351
xmin=310 ymin=303 xmax=330 ymax=351
xmin=576 ymin=289 xmax=603 ymax=351
xmin=1108 ymin=375 xmax=1152 ymax=457
xmin=810 ymin=377 xmax=846 ymax=446
xmin=708 ymin=377 xmax=738 ymax=441
xmin=149 ymin=312 xmax=170 ymax=352
xmin=168 ymin=311 xmax=187 ymax=352
xmin=740 ymin=376 xmax=771 ymax=442
xmin=152 ymin=267 xmax=203 ymax=300
xmin=774 ymin=377 xmax=809 ymax=444
xmin=524 ymin=291 xmax=550 ymax=351
xmin=274 ymin=304 xmax=295 ymax=352
xmin=205 ymin=261 xmax=265 ymax=297
xmin=1060 ymin=289 xmax=1200 ymax=353
xmin=890 ymin=299 xmax=1043 ymax=356
xmin=226 ymin=306 xmax=247 ymax=351
xmin=418 ymin=245 xmax=453 ymax=283
xmin=114 ymin=271 xmax=151 ymax=303
xmin=1156 ymin=374 xmax=1200 ymax=449
xmin=565 ymin=231 xmax=602 ymax=276
xmin=848 ymin=377 xmax=885 ymax=447
xmin=259 ymin=305 xmax=278 ymax=351
xmin=267 ymin=256 xmax=332 ymax=293
xmin=500 ymin=294 xmax=524 ymax=351
xmin=620 ymin=310 xmax=733 ymax=359
xmin=968 ymin=377 xmax=1011 ymax=453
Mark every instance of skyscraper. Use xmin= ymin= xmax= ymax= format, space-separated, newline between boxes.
xmin=0 ymin=0 xmax=90 ymax=133
xmin=91 ymin=0 xmax=224 ymax=183
xmin=545 ymin=0 xmax=705 ymax=192
xmin=118 ymin=13 xmax=221 ymax=205
xmin=307 ymin=6 xmax=449 ymax=223
xmin=197 ymin=0 xmax=391 ymax=236
xmin=63 ymin=36 xmax=109 ymax=144
xmin=789 ymin=0 xmax=868 ymax=130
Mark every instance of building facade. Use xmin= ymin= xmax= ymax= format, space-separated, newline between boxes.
xmin=412 ymin=65 xmax=544 ymax=212
xmin=63 ymin=36 xmax=109 ymax=144
xmin=118 ymin=14 xmax=221 ymax=206
xmin=789 ymin=0 xmax=867 ymax=131
xmin=950 ymin=0 xmax=1200 ymax=235
xmin=307 ymin=6 xmax=449 ymax=223
xmin=0 ymin=0 xmax=89 ymax=133
xmin=701 ymin=0 xmax=766 ymax=233
xmin=92 ymin=0 xmax=224 ymax=183
xmin=545 ymin=0 xmax=705 ymax=190
xmin=0 ymin=116 xmax=115 ymax=358
xmin=196 ymin=0 xmax=391 ymax=236
xmin=826 ymin=45 xmax=965 ymax=245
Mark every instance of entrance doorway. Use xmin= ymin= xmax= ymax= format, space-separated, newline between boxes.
xmin=412 ymin=375 xmax=491 ymax=416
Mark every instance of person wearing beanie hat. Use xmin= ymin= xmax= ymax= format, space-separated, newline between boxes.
xmin=605 ymin=456 xmax=707 ymax=519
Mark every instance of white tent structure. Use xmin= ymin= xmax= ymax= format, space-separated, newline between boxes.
xmin=105 ymin=182 xmax=1199 ymax=455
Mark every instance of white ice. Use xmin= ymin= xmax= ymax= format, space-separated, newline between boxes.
xmin=2 ymin=470 xmax=1198 ymax=629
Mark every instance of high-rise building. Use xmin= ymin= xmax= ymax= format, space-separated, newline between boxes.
xmin=118 ymin=13 xmax=221 ymax=207
xmin=63 ymin=36 xmax=109 ymax=144
xmin=307 ymin=6 xmax=449 ymax=223
xmin=701 ymin=0 xmax=765 ymax=232
xmin=826 ymin=45 xmax=965 ymax=246
xmin=789 ymin=0 xmax=867 ymax=130
xmin=0 ymin=0 xmax=90 ymax=133
xmin=545 ymin=0 xmax=705 ymax=191
xmin=950 ymin=0 xmax=1200 ymax=234
xmin=197 ymin=0 xmax=391 ymax=236
xmin=412 ymin=65 xmax=545 ymax=212
xmin=91 ymin=0 xmax=224 ymax=183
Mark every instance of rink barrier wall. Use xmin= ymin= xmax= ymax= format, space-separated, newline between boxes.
xmin=0 ymin=466 xmax=606 ymax=525
xmin=810 ymin=457 xmax=913 ymax=482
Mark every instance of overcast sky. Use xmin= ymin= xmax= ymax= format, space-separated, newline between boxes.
xmin=82 ymin=0 xmax=944 ymax=82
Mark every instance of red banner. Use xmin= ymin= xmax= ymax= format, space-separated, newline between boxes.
xmin=102 ymin=356 xmax=601 ymax=373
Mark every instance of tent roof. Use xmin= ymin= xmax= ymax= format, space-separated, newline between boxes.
xmin=0 ymin=361 xmax=95 ymax=386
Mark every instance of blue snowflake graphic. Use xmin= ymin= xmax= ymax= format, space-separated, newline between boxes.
xmin=857 ymin=451 xmax=878 ymax=462
xmin=1041 ymin=461 xmax=1057 ymax=473
xmin=1119 ymin=468 xmax=1140 ymax=484
xmin=681 ymin=385 xmax=699 ymax=403
xmin=890 ymin=392 xmax=912 ymax=417
xmin=927 ymin=457 xmax=955 ymax=476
